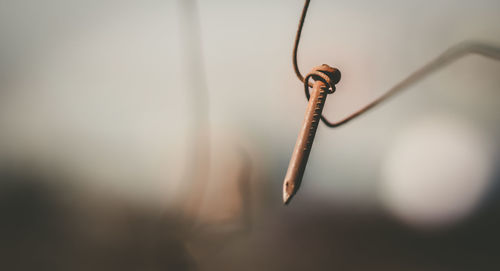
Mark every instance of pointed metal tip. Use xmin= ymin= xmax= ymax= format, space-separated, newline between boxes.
xmin=283 ymin=190 xmax=294 ymax=205
xmin=283 ymin=195 xmax=290 ymax=205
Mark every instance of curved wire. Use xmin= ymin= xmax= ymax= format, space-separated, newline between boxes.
xmin=294 ymin=0 xmax=500 ymax=128
xmin=292 ymin=0 xmax=311 ymax=85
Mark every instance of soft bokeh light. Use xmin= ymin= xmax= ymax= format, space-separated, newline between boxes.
xmin=381 ymin=114 xmax=495 ymax=229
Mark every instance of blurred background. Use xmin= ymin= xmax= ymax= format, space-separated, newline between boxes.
xmin=1 ymin=0 xmax=500 ymax=270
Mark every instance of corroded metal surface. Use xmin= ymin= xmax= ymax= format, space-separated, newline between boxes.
xmin=283 ymin=65 xmax=340 ymax=204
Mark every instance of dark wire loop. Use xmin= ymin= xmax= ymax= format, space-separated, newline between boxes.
xmin=304 ymin=71 xmax=332 ymax=95
xmin=303 ymin=65 xmax=341 ymax=101
xmin=293 ymin=0 xmax=500 ymax=128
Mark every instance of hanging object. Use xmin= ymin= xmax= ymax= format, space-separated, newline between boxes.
xmin=283 ymin=65 xmax=340 ymax=204
xmin=283 ymin=0 xmax=500 ymax=204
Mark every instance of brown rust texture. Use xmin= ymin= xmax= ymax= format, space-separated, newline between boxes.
xmin=283 ymin=80 xmax=328 ymax=204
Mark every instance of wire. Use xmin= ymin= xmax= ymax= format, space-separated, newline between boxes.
xmin=292 ymin=0 xmax=311 ymax=85
xmin=294 ymin=0 xmax=500 ymax=128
